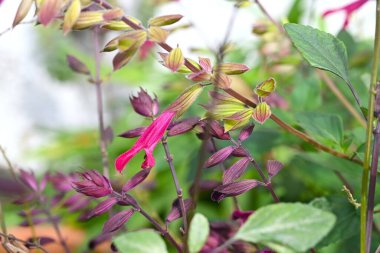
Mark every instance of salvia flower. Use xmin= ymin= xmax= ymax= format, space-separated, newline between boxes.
xmin=130 ymin=88 xmax=159 ymax=117
xmin=115 ymin=110 xmax=176 ymax=172
xmin=322 ymin=0 xmax=369 ymax=29
xmin=72 ymin=170 xmax=113 ymax=198
xmin=116 ymin=84 xmax=203 ymax=173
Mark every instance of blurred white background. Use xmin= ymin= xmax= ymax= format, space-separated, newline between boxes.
xmin=0 ymin=0 xmax=376 ymax=169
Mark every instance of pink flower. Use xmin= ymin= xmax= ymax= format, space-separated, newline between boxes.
xmin=115 ymin=110 xmax=176 ymax=172
xmin=322 ymin=0 xmax=368 ymax=29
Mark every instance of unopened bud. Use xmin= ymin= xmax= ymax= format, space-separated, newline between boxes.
xmin=130 ymin=88 xmax=159 ymax=117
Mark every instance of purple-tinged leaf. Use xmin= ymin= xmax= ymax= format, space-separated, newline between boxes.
xmin=267 ymin=160 xmax=284 ymax=178
xmin=67 ymin=55 xmax=90 ymax=75
xmin=119 ymin=126 xmax=147 ymax=138
xmin=204 ymin=146 xmax=235 ymax=168
xmin=231 ymin=147 xmax=247 ymax=157
xmin=88 ymin=197 xmax=118 ymax=219
xmin=166 ymin=199 xmax=193 ymax=224
xmin=19 ymin=170 xmax=38 ymax=191
xmin=167 ymin=117 xmax=200 ymax=136
xmin=38 ymin=0 xmax=62 ymax=26
xmin=122 ymin=168 xmax=151 ymax=192
xmin=212 ymin=180 xmax=261 ymax=202
xmin=238 ymin=124 xmax=255 ymax=142
xmin=222 ymin=158 xmax=250 ymax=184
xmin=102 ymin=209 xmax=135 ymax=233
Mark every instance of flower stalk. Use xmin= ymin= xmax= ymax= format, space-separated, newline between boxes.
xmin=361 ymin=1 xmax=380 ymax=252
xmin=161 ymin=136 xmax=189 ymax=252
xmin=93 ymin=27 xmax=110 ymax=179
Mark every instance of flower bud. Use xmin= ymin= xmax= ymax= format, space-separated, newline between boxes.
xmin=148 ymin=14 xmax=183 ymax=27
xmin=212 ymin=73 xmax=231 ymax=89
xmin=38 ymin=0 xmax=63 ymax=26
xmin=222 ymin=157 xmax=250 ymax=184
xmin=87 ymin=197 xmax=118 ymax=219
xmin=13 ymin=0 xmax=33 ymax=28
xmin=63 ymin=0 xmax=81 ymax=34
xmin=252 ymin=102 xmax=271 ymax=124
xmin=148 ymin=26 xmax=169 ymax=43
xmin=204 ymin=146 xmax=235 ymax=168
xmin=119 ymin=126 xmax=147 ymax=138
xmin=267 ymin=160 xmax=284 ymax=179
xmin=67 ymin=55 xmax=90 ymax=75
xmin=255 ymin=77 xmax=276 ymax=97
xmin=238 ymin=124 xmax=255 ymax=142
xmin=167 ymin=117 xmax=200 ymax=136
xmin=130 ymin=88 xmax=159 ymax=117
xmin=167 ymin=83 xmax=204 ymax=118
xmin=215 ymin=63 xmax=250 ymax=75
xmin=166 ymin=199 xmax=193 ymax=224
xmin=212 ymin=180 xmax=260 ymax=202
xmin=122 ymin=168 xmax=151 ymax=192
xmin=165 ymin=46 xmax=184 ymax=72
xmin=102 ymin=209 xmax=135 ymax=233
xmin=72 ymin=170 xmax=113 ymax=198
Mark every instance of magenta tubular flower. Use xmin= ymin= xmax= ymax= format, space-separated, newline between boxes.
xmin=322 ymin=0 xmax=368 ymax=29
xmin=115 ymin=110 xmax=176 ymax=172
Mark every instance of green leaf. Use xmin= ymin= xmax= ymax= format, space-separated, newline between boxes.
xmin=113 ymin=230 xmax=168 ymax=253
xmin=287 ymin=0 xmax=302 ymax=24
xmin=188 ymin=213 xmax=210 ymax=253
xmin=295 ymin=112 xmax=344 ymax=147
xmin=284 ymin=23 xmax=350 ymax=84
xmin=234 ymin=203 xmax=336 ymax=253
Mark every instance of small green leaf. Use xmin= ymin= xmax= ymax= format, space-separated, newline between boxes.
xmin=188 ymin=213 xmax=210 ymax=253
xmin=296 ymin=112 xmax=344 ymax=147
xmin=113 ymin=230 xmax=168 ymax=253
xmin=284 ymin=23 xmax=350 ymax=84
xmin=234 ymin=203 xmax=336 ymax=253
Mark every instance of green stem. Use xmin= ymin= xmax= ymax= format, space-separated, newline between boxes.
xmin=360 ymin=1 xmax=380 ymax=252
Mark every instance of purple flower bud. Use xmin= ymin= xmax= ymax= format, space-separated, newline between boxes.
xmin=48 ymin=172 xmax=75 ymax=192
xmin=72 ymin=170 xmax=113 ymax=198
xmin=19 ymin=170 xmax=38 ymax=192
xmin=122 ymin=168 xmax=151 ymax=193
xmin=102 ymin=209 xmax=135 ymax=233
xmin=20 ymin=216 xmax=59 ymax=227
xmin=166 ymin=199 xmax=194 ymax=224
xmin=67 ymin=55 xmax=90 ymax=75
xmin=118 ymin=126 xmax=147 ymax=138
xmin=167 ymin=117 xmax=200 ymax=136
xmin=231 ymin=147 xmax=247 ymax=157
xmin=206 ymin=120 xmax=231 ymax=140
xmin=238 ymin=124 xmax=255 ymax=142
xmin=62 ymin=193 xmax=82 ymax=207
xmin=88 ymin=197 xmax=118 ymax=219
xmin=212 ymin=180 xmax=261 ymax=202
xmin=222 ymin=158 xmax=250 ymax=184
xmin=231 ymin=209 xmax=254 ymax=223
xmin=204 ymin=146 xmax=235 ymax=168
xmin=267 ymin=160 xmax=284 ymax=178
xmin=130 ymin=88 xmax=159 ymax=117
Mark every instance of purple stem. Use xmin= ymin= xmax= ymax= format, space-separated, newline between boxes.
xmin=93 ymin=27 xmax=110 ymax=179
xmin=161 ymin=137 xmax=189 ymax=252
